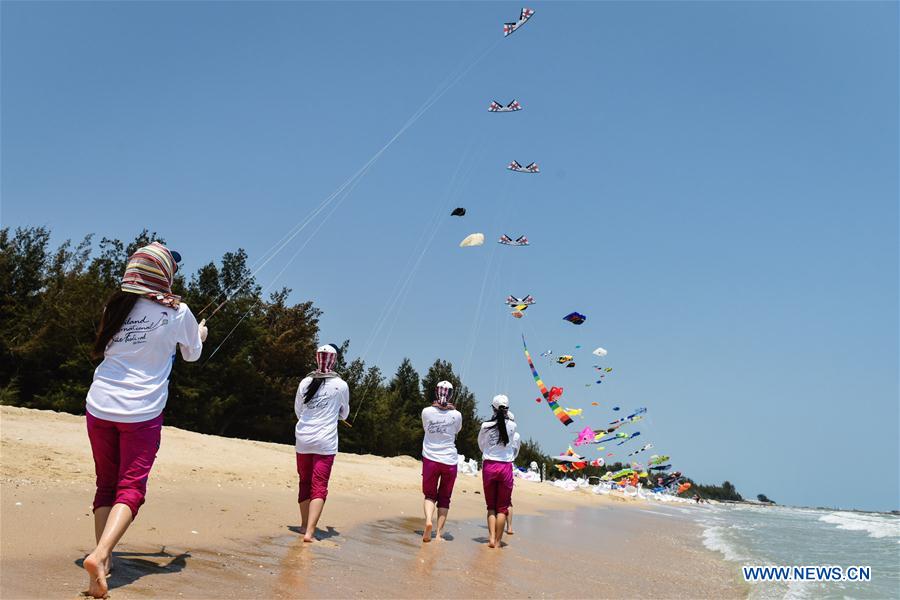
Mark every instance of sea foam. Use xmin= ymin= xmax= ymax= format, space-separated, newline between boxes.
xmin=818 ymin=511 xmax=900 ymax=541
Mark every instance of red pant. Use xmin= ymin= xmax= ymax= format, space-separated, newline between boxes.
xmin=482 ymin=459 xmax=514 ymax=515
xmin=296 ymin=453 xmax=335 ymax=502
xmin=86 ymin=412 xmax=163 ymax=518
xmin=422 ymin=456 xmax=458 ymax=509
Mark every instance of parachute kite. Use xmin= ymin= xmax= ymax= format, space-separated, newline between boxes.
xmin=677 ymin=482 xmax=693 ymax=495
xmin=612 ymin=406 xmax=620 ymax=411
xmin=574 ymin=426 xmax=596 ymax=446
xmin=556 ymin=355 xmax=574 ymax=364
xmin=610 ymin=468 xmax=635 ymax=480
xmin=648 ymin=454 xmax=670 ymax=466
xmin=649 ymin=464 xmax=671 ymax=472
xmin=594 ymin=431 xmax=628 ymax=444
xmin=565 ymin=362 xmax=576 ymax=368
xmin=616 ymin=431 xmax=640 ymax=445
xmin=522 ymin=335 xmax=572 ymax=426
xmin=507 ymin=160 xmax=539 ymax=173
xmin=563 ymin=312 xmax=586 ymax=325
xmin=563 ymin=407 xmax=583 ymax=418
xmin=503 ymin=7 xmax=534 ymax=37
xmin=498 ymin=234 xmax=529 ymax=246
xmin=451 ymin=207 xmax=466 ymax=216
xmin=554 ymin=447 xmax=586 ymax=462
xmin=489 ymin=99 xmax=522 ymax=112
xmin=592 ymin=347 xmax=607 ymax=358
xmin=459 ymin=233 xmax=485 ymax=247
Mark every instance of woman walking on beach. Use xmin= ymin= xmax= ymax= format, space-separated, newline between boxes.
xmin=420 ymin=381 xmax=462 ymax=542
xmin=295 ymin=344 xmax=349 ymax=543
xmin=478 ymin=394 xmax=521 ymax=549
xmin=83 ymin=242 xmax=206 ymax=598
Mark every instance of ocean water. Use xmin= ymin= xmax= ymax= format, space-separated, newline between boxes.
xmin=661 ymin=502 xmax=900 ymax=599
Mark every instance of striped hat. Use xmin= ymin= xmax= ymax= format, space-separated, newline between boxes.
xmin=120 ymin=242 xmax=181 ymax=308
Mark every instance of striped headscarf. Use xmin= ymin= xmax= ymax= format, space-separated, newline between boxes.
xmin=120 ymin=242 xmax=181 ymax=308
xmin=434 ymin=380 xmax=455 ymax=410
xmin=314 ymin=344 xmax=338 ymax=376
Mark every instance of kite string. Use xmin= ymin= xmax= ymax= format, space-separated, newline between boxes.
xmin=351 ymin=133 xmax=486 ymax=421
xmin=370 ymin=131 xmax=488 ymax=366
xmin=360 ymin=133 xmax=480 ymax=364
xmin=202 ymin=37 xmax=501 ymax=319
xmin=459 ymin=176 xmax=512 ymax=384
xmin=203 ymin=167 xmax=371 ymax=363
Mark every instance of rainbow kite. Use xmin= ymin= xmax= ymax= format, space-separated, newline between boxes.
xmin=523 ymin=335 xmax=573 ymax=426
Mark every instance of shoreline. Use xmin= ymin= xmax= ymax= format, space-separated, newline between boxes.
xmin=1 ymin=406 xmax=746 ymax=598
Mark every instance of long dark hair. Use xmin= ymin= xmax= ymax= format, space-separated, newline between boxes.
xmin=92 ymin=291 xmax=139 ymax=360
xmin=303 ymin=378 xmax=325 ymax=404
xmin=488 ymin=406 xmax=510 ymax=446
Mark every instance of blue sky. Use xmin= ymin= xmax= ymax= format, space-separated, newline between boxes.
xmin=2 ymin=1 xmax=897 ymax=512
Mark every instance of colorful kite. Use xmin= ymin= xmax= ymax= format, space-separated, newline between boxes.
xmin=506 ymin=294 xmax=535 ymax=306
xmin=648 ymin=454 xmax=670 ymax=466
xmin=503 ymin=8 xmax=534 ymax=37
xmin=523 ymin=335 xmax=572 ymax=426
xmin=564 ymin=407 xmax=583 ymax=418
xmin=574 ymin=426 xmax=596 ymax=446
xmin=507 ymin=160 xmax=540 ymax=173
xmin=563 ymin=312 xmax=586 ymax=325
xmin=616 ymin=431 xmax=641 ymax=446
xmin=556 ymin=355 xmax=574 ymax=364
xmin=489 ymin=99 xmax=522 ymax=112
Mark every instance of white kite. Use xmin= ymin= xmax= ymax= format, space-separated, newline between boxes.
xmin=459 ymin=233 xmax=485 ymax=247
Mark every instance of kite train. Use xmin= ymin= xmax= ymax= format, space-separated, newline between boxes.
xmin=503 ymin=8 xmax=534 ymax=37
xmin=498 ymin=234 xmax=529 ymax=246
xmin=489 ymin=99 xmax=522 ymax=112
xmin=507 ymin=161 xmax=540 ymax=173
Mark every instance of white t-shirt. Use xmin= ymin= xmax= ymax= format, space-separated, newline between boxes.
xmin=478 ymin=418 xmax=521 ymax=463
xmin=421 ymin=406 xmax=462 ymax=465
xmin=295 ymin=376 xmax=350 ymax=455
xmin=86 ymin=298 xmax=203 ymax=423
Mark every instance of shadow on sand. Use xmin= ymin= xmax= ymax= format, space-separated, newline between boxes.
xmin=75 ymin=547 xmax=189 ymax=593
xmin=286 ymin=525 xmax=341 ymax=541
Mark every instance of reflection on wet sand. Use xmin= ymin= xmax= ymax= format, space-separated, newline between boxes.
xmin=260 ymin=507 xmax=744 ymax=599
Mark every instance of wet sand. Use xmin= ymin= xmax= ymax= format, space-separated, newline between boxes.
xmin=0 ymin=406 xmax=745 ymax=598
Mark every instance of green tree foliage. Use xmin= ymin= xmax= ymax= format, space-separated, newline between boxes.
xmin=1 ymin=226 xmax=741 ymax=492
xmin=0 ymin=227 xmax=491 ymax=461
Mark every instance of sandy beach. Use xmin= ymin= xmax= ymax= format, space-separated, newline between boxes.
xmin=0 ymin=406 xmax=745 ymax=598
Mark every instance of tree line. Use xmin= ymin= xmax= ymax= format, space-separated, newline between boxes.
xmin=1 ymin=227 xmax=506 ymax=462
xmin=1 ymin=226 xmax=744 ymax=498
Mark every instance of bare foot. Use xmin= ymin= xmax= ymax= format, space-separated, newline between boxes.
xmin=303 ymin=533 xmax=316 ymax=543
xmin=423 ymin=523 xmax=433 ymax=543
xmin=435 ymin=531 xmax=444 ymax=541
xmin=505 ymin=529 xmax=515 ymax=535
xmin=297 ymin=526 xmax=307 ymax=535
xmin=488 ymin=539 xmax=496 ymax=549
xmin=84 ymin=552 xmax=109 ymax=598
